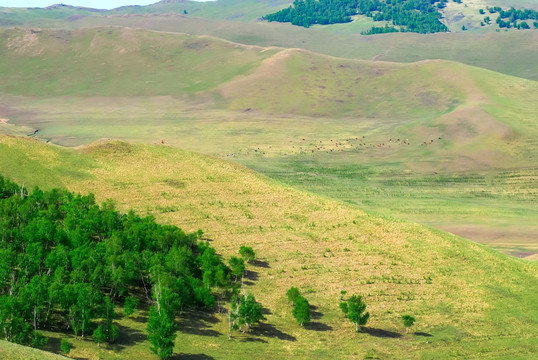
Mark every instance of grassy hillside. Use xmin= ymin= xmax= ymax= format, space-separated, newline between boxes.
xmin=72 ymin=15 xmax=538 ymax=81
xmin=220 ymin=50 xmax=463 ymax=117
xmin=0 ymin=340 xmax=69 ymax=360
xmin=113 ymin=0 xmax=293 ymax=22
xmin=1 ymin=2 xmax=538 ymax=81
xmin=0 ymin=135 xmax=537 ymax=359
xmin=0 ymin=27 xmax=275 ymax=97
xmin=0 ymin=27 xmax=536 ymax=256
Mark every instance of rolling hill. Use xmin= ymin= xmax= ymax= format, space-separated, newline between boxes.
xmin=0 ymin=3 xmax=537 ymax=358
xmin=0 ymin=135 xmax=536 ymax=359
xmin=0 ymin=26 xmax=536 ymax=257
xmin=1 ymin=1 xmax=538 ymax=81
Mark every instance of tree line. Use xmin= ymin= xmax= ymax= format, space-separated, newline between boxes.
xmin=263 ymin=0 xmax=449 ymax=33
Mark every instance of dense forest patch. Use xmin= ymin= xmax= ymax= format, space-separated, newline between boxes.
xmin=263 ymin=0 xmax=449 ymax=33
xmin=264 ymin=0 xmax=538 ymax=33
xmin=0 ymin=175 xmax=233 ymax=356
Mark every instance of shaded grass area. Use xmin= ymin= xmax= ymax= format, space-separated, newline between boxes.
xmin=0 ymin=136 xmax=536 ymax=359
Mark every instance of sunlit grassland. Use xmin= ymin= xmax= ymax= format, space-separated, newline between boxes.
xmin=2 ymin=7 xmax=538 ymax=81
xmin=220 ymin=51 xmax=464 ymax=117
xmin=0 ymin=27 xmax=537 ymax=257
xmin=68 ymin=15 xmax=538 ymax=81
xmin=0 ymin=340 xmax=69 ymax=360
xmin=0 ymin=27 xmax=275 ymax=97
xmin=111 ymin=0 xmax=292 ymax=22
xmin=240 ymin=154 xmax=538 ymax=257
xmin=1 ymin=135 xmax=537 ymax=359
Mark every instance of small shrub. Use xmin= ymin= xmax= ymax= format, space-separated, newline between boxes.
xmin=31 ymin=332 xmax=48 ymax=349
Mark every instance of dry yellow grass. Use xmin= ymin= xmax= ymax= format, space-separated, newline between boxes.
xmin=1 ymin=135 xmax=536 ymax=358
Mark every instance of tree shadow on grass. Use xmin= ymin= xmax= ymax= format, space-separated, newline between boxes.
xmin=305 ymin=321 xmax=332 ymax=332
xmin=250 ymin=259 xmax=270 ymax=268
xmin=363 ymin=327 xmax=402 ymax=338
xmin=261 ymin=306 xmax=272 ymax=316
xmin=45 ymin=336 xmax=61 ymax=354
xmin=180 ymin=311 xmax=221 ymax=337
xmin=254 ymin=322 xmax=296 ymax=341
xmin=171 ymin=354 xmax=216 ymax=360
xmin=414 ymin=332 xmax=433 ymax=337
xmin=44 ymin=329 xmax=78 ymax=355
xmin=114 ymin=323 xmax=147 ymax=352
xmin=309 ymin=304 xmax=323 ymax=320
xmin=241 ymin=336 xmax=268 ymax=343
xmin=244 ymin=270 xmax=259 ymax=282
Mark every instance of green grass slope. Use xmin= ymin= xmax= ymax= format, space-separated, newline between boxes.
xmin=0 ymin=27 xmax=536 ymax=256
xmin=0 ymin=340 xmax=69 ymax=360
xmin=0 ymin=27 xmax=275 ymax=96
xmin=112 ymin=0 xmax=293 ymax=22
xmin=1 ymin=2 xmax=538 ymax=81
xmin=0 ymin=135 xmax=537 ymax=359
xmin=72 ymin=15 xmax=538 ymax=81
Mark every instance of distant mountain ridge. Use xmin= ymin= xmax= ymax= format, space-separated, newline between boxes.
xmin=43 ymin=4 xmax=106 ymax=12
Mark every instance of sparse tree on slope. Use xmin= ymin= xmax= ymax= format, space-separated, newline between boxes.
xmin=228 ymin=256 xmax=245 ymax=284
xmin=239 ymin=246 xmax=256 ymax=263
xmin=92 ymin=325 xmax=106 ymax=347
xmin=286 ymin=286 xmax=301 ymax=305
xmin=124 ymin=296 xmax=139 ymax=316
xmin=401 ymin=314 xmax=415 ymax=334
xmin=292 ymin=295 xmax=311 ymax=326
xmin=341 ymin=295 xmax=369 ymax=332
xmin=230 ymin=293 xmax=265 ymax=334
xmin=147 ymin=282 xmax=177 ymax=360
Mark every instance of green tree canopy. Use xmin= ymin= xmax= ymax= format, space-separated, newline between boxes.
xmin=286 ymin=286 xmax=301 ymax=305
xmin=341 ymin=294 xmax=369 ymax=332
xmin=401 ymin=314 xmax=416 ymax=333
xmin=0 ymin=174 xmax=232 ymax=350
xmin=292 ymin=295 xmax=311 ymax=326
xmin=230 ymin=294 xmax=266 ymax=333
xmin=239 ymin=245 xmax=256 ymax=263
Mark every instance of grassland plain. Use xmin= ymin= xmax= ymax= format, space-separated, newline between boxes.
xmin=0 ymin=27 xmax=536 ymax=256
xmin=0 ymin=135 xmax=537 ymax=359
